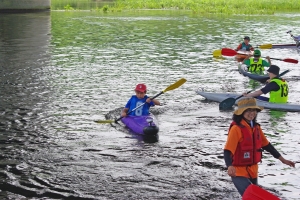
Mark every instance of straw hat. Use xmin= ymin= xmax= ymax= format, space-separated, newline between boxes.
xmin=234 ymin=97 xmax=264 ymax=115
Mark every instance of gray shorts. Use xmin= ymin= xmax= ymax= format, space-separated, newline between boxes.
xmin=231 ymin=176 xmax=257 ymax=196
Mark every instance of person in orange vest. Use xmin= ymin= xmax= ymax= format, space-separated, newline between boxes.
xmin=223 ymin=97 xmax=295 ymax=196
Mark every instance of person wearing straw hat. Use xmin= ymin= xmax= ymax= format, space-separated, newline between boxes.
xmin=243 ymin=65 xmax=289 ymax=103
xmin=223 ymin=97 xmax=295 ymax=196
xmin=235 ymin=36 xmax=254 ymax=51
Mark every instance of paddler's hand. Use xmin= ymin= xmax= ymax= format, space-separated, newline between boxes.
xmin=146 ymin=98 xmax=152 ymax=103
xmin=243 ymin=92 xmax=249 ymax=97
xmin=279 ymin=156 xmax=296 ymax=168
xmin=121 ymin=111 xmax=127 ymax=117
xmin=121 ymin=108 xmax=128 ymax=117
xmin=227 ymin=166 xmax=236 ymax=177
xmin=265 ymin=56 xmax=271 ymax=64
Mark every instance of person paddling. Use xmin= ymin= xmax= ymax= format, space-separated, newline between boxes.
xmin=243 ymin=50 xmax=271 ymax=74
xmin=235 ymin=36 xmax=254 ymax=51
xmin=224 ymin=97 xmax=295 ymax=196
xmin=121 ymin=83 xmax=160 ymax=117
xmin=243 ymin=65 xmax=289 ymax=103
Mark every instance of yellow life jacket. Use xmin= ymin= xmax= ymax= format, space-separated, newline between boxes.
xmin=248 ymin=58 xmax=264 ymax=73
xmin=269 ymin=78 xmax=288 ymax=103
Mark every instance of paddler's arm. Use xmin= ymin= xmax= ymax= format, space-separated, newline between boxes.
xmin=224 ymin=149 xmax=233 ymax=167
xmin=262 ymin=143 xmax=295 ymax=168
xmin=224 ymin=150 xmax=236 ymax=177
xmin=243 ymin=82 xmax=278 ymax=97
xmin=121 ymin=108 xmax=129 ymax=117
xmin=243 ymin=90 xmax=263 ymax=98
xmin=265 ymin=56 xmax=271 ymax=65
xmin=243 ymin=55 xmax=252 ymax=66
xmin=235 ymin=43 xmax=242 ymax=51
xmin=146 ymin=98 xmax=160 ymax=106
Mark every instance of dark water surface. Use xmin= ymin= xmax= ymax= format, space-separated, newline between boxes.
xmin=0 ymin=10 xmax=299 ymax=199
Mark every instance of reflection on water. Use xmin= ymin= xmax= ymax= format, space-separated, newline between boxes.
xmin=0 ymin=10 xmax=299 ymax=199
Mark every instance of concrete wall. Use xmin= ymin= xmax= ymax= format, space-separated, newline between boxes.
xmin=0 ymin=0 xmax=50 ymax=11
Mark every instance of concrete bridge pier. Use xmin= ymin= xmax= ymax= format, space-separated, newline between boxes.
xmin=0 ymin=0 xmax=50 ymax=12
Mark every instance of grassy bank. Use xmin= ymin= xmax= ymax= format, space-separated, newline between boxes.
xmin=51 ymin=0 xmax=300 ymax=15
xmin=51 ymin=0 xmax=114 ymax=10
xmin=113 ymin=0 xmax=300 ymax=14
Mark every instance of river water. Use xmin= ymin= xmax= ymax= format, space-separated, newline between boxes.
xmin=0 ymin=10 xmax=299 ymax=200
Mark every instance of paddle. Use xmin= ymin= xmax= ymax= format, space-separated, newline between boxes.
xmin=219 ymin=69 xmax=290 ymax=110
xmin=221 ymin=48 xmax=298 ymax=64
xmin=256 ymin=43 xmax=297 ymax=49
xmin=214 ymin=44 xmax=271 ymax=56
xmin=213 ymin=49 xmax=222 ymax=57
xmin=95 ymin=78 xmax=187 ymax=124
xmin=219 ymin=91 xmax=252 ymax=110
xmin=255 ymin=44 xmax=273 ymax=49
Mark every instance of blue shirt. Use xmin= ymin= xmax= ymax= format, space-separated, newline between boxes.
xmin=125 ymin=95 xmax=155 ymax=116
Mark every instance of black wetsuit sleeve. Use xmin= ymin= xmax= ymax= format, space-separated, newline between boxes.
xmin=224 ymin=150 xmax=232 ymax=167
xmin=261 ymin=82 xmax=280 ymax=94
xmin=262 ymin=142 xmax=281 ymax=159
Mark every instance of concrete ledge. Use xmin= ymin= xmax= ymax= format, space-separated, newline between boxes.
xmin=0 ymin=0 xmax=50 ymax=11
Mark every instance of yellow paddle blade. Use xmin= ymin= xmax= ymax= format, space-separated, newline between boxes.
xmin=258 ymin=44 xmax=273 ymax=49
xmin=213 ymin=49 xmax=222 ymax=57
xmin=94 ymin=119 xmax=115 ymax=124
xmin=162 ymin=78 xmax=187 ymax=93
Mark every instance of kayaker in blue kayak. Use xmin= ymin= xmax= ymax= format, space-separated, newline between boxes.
xmin=224 ymin=97 xmax=295 ymax=197
xmin=243 ymin=50 xmax=271 ymax=74
xmin=235 ymin=36 xmax=254 ymax=51
xmin=243 ymin=65 xmax=289 ymax=103
xmin=121 ymin=83 xmax=160 ymax=117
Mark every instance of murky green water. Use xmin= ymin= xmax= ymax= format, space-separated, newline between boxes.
xmin=0 ymin=9 xmax=299 ymax=199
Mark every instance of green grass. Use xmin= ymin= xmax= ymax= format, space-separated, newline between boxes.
xmin=112 ymin=0 xmax=300 ymax=14
xmin=51 ymin=0 xmax=300 ymax=14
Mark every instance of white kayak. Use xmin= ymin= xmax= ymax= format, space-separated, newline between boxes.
xmin=196 ymin=90 xmax=300 ymax=112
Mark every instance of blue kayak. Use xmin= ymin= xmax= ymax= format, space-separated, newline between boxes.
xmin=121 ymin=114 xmax=159 ymax=137
xmin=238 ymin=64 xmax=290 ymax=83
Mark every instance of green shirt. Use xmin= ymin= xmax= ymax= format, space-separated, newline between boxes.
xmin=244 ymin=58 xmax=270 ymax=69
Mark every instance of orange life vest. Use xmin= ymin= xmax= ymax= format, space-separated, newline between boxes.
xmin=229 ymin=122 xmax=262 ymax=166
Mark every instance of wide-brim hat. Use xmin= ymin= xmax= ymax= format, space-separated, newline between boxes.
xmin=234 ymin=97 xmax=264 ymax=115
